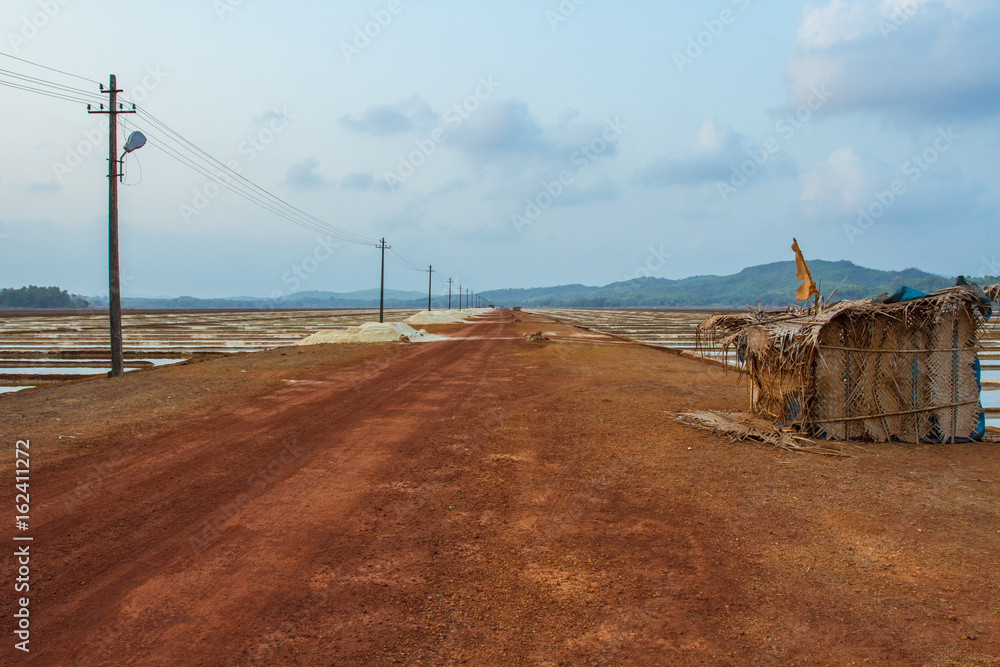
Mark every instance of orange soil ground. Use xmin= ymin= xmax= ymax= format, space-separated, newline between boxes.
xmin=1 ymin=310 xmax=998 ymax=665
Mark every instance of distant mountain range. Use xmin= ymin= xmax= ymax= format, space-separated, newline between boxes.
xmin=481 ymin=260 xmax=998 ymax=309
xmin=85 ymin=289 xmax=446 ymax=310
xmin=9 ymin=260 xmax=997 ymax=310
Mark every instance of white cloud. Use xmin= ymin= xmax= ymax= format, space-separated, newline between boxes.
xmin=800 ymin=147 xmax=870 ymax=208
xmin=339 ymin=96 xmax=437 ymax=136
xmin=633 ymin=119 xmax=785 ymax=188
xmin=795 ymin=0 xmax=875 ymax=49
xmin=694 ymin=118 xmax=741 ymax=155
xmin=787 ymin=0 xmax=1000 ymax=121
xmin=283 ymin=157 xmax=330 ymax=190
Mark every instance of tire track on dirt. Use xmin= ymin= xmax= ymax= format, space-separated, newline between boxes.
xmin=23 ymin=317 xmax=509 ymax=665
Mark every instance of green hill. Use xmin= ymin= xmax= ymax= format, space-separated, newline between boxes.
xmin=13 ymin=261 xmax=994 ymax=310
xmin=483 ymin=261 xmax=985 ymax=309
xmin=84 ymin=289 xmax=435 ymax=310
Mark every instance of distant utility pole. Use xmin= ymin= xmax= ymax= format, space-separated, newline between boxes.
xmin=376 ymin=238 xmax=390 ymax=323
xmin=458 ymin=284 xmax=463 ymax=310
xmin=88 ymin=74 xmax=136 ymax=378
xmin=447 ymin=277 xmax=454 ymax=310
xmin=426 ymin=265 xmax=435 ymax=311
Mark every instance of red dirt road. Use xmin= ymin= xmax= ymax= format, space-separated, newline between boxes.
xmin=2 ymin=309 xmax=999 ymax=665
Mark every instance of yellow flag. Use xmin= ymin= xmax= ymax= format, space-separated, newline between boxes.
xmin=791 ymin=238 xmax=817 ymax=301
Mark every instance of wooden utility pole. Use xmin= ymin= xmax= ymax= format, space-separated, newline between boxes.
xmin=447 ymin=277 xmax=454 ymax=310
xmin=377 ymin=238 xmax=390 ymax=323
xmin=88 ymin=75 xmax=135 ymax=378
xmin=426 ymin=265 xmax=435 ymax=311
xmin=458 ymin=284 xmax=462 ymax=310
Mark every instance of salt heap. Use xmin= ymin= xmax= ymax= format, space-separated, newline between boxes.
xmin=405 ymin=310 xmax=470 ymax=325
xmin=296 ymin=322 xmax=446 ymax=346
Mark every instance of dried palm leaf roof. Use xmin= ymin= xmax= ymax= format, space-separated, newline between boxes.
xmin=698 ymin=284 xmax=994 ymax=370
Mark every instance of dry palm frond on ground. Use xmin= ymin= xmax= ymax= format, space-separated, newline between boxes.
xmin=677 ymin=410 xmax=853 ymax=457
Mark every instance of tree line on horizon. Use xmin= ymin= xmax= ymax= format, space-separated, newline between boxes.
xmin=0 ymin=286 xmax=89 ymax=309
xmin=5 ymin=261 xmax=998 ymax=310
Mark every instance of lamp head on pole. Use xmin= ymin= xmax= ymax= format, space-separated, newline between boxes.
xmin=122 ymin=131 xmax=147 ymax=154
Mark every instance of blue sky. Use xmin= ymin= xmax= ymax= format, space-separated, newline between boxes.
xmin=1 ymin=0 xmax=998 ymax=299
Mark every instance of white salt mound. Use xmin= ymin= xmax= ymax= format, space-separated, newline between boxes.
xmin=296 ymin=322 xmax=447 ymax=346
xmin=405 ymin=310 xmax=470 ymax=325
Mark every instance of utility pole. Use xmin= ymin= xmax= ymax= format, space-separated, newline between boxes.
xmin=89 ymin=75 xmax=136 ymax=378
xmin=376 ymin=238 xmax=390 ymax=323
xmin=458 ymin=284 xmax=462 ymax=310
xmin=426 ymin=265 xmax=435 ymax=311
xmin=447 ymin=277 xmax=454 ymax=310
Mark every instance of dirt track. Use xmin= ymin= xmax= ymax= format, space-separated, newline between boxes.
xmin=2 ymin=310 xmax=999 ymax=665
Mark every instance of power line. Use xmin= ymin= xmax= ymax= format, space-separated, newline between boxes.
xmin=127 ymin=108 xmax=377 ymax=246
xmin=0 ymin=58 xmax=455 ymax=290
xmin=0 ymin=58 xmax=382 ymax=249
xmin=142 ymin=138 xmax=351 ymax=239
xmin=387 ymin=248 xmax=425 ymax=272
xmin=0 ymin=68 xmax=104 ymax=101
xmin=135 ymin=125 xmax=373 ymax=244
xmin=0 ymin=51 xmax=101 ymax=85
xmin=0 ymin=78 xmax=98 ymax=106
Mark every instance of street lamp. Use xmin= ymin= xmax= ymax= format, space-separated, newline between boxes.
xmin=106 ymin=130 xmax=146 ymax=377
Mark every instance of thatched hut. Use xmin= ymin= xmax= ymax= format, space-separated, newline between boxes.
xmin=699 ymin=283 xmax=995 ymax=443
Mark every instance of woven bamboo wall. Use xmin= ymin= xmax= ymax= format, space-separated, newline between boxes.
xmin=810 ymin=309 xmax=981 ymax=443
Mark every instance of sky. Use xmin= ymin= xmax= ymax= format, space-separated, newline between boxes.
xmin=1 ymin=0 xmax=998 ymax=299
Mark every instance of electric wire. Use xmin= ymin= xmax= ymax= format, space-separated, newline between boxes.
xmin=0 ymin=60 xmax=380 ymax=248
xmin=142 ymin=138 xmax=347 ymax=238
xmin=0 ymin=78 xmax=97 ymax=105
xmin=0 ymin=68 xmax=104 ymax=102
xmin=0 ymin=56 xmax=451 ymax=285
xmin=0 ymin=51 xmax=101 ymax=85
xmin=127 ymin=107 xmax=376 ymax=246
xmin=387 ymin=248 xmax=427 ymax=272
xmin=140 ymin=131 xmax=376 ymax=244
xmin=387 ymin=253 xmax=420 ymax=272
